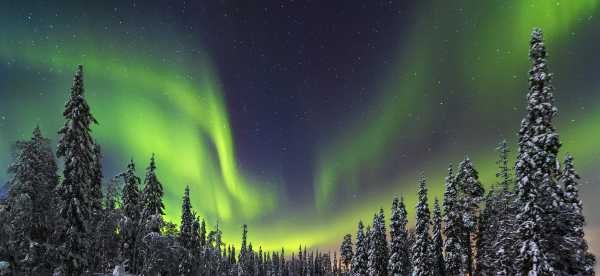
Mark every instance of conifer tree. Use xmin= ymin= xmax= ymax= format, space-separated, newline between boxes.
xmin=30 ymin=126 xmax=60 ymax=228
xmin=367 ymin=209 xmax=388 ymax=276
xmin=475 ymin=188 xmax=499 ymax=275
xmin=120 ymin=159 xmax=142 ymax=273
xmin=454 ymin=157 xmax=484 ymax=275
xmin=351 ymin=221 xmax=368 ymax=276
xmin=442 ymin=165 xmax=466 ymax=275
xmin=121 ymin=160 xmax=141 ymax=222
xmin=200 ymin=218 xmax=207 ymax=247
xmin=179 ymin=209 xmax=200 ymax=275
xmin=388 ymin=196 xmax=410 ymax=276
xmin=55 ymin=65 xmax=99 ymax=275
xmin=430 ymin=197 xmax=445 ymax=276
xmin=560 ymin=155 xmax=595 ymax=275
xmin=412 ymin=174 xmax=432 ymax=276
xmin=340 ymin=234 xmax=353 ymax=272
xmin=141 ymin=154 xmax=165 ymax=223
xmin=180 ymin=185 xmax=193 ymax=249
xmin=364 ymin=226 xmax=372 ymax=274
xmin=280 ymin=248 xmax=287 ymax=276
xmin=492 ymin=140 xmax=517 ymax=275
xmin=239 ymin=224 xmax=248 ymax=273
xmin=191 ymin=215 xmax=201 ymax=256
xmin=3 ymin=127 xmax=58 ymax=273
xmin=514 ymin=28 xmax=566 ymax=275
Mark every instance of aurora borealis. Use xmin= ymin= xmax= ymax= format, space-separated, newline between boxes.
xmin=1 ymin=0 xmax=599 ymax=263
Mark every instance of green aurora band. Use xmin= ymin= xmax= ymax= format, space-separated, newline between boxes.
xmin=1 ymin=0 xmax=600 ymax=254
xmin=315 ymin=0 xmax=600 ymax=209
xmin=0 ymin=22 xmax=278 ymax=243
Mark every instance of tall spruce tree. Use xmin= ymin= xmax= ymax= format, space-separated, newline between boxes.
xmin=30 ymin=126 xmax=60 ymax=228
xmin=442 ymin=165 xmax=466 ymax=275
xmin=190 ymin=214 xmax=201 ymax=257
xmin=430 ymin=197 xmax=445 ymax=276
xmin=340 ymin=234 xmax=353 ymax=272
xmin=240 ymin=224 xmax=248 ymax=259
xmin=475 ymin=188 xmax=499 ymax=275
xmin=121 ymin=160 xmax=141 ymax=223
xmin=55 ymin=65 xmax=99 ymax=275
xmin=411 ymin=174 xmax=432 ymax=276
xmin=388 ymin=196 xmax=410 ymax=276
xmin=3 ymin=127 xmax=58 ymax=273
xmin=560 ymin=155 xmax=595 ymax=275
xmin=239 ymin=224 xmax=252 ymax=275
xmin=493 ymin=140 xmax=517 ymax=275
xmin=351 ymin=221 xmax=368 ymax=276
xmin=367 ymin=209 xmax=388 ymax=276
xmin=454 ymin=157 xmax=484 ymax=275
xmin=200 ymin=218 xmax=207 ymax=247
xmin=514 ymin=28 xmax=566 ymax=275
xmin=180 ymin=185 xmax=193 ymax=249
xmin=141 ymin=154 xmax=165 ymax=222
xmin=120 ymin=159 xmax=142 ymax=273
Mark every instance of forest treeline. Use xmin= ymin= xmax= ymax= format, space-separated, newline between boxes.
xmin=0 ymin=28 xmax=596 ymax=276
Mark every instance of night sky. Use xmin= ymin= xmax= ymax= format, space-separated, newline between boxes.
xmin=1 ymin=0 xmax=599 ymax=259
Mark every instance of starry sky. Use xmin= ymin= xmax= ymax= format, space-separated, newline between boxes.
xmin=1 ymin=0 xmax=599 ymax=259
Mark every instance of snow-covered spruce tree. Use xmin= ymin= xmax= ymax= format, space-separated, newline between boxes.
xmin=141 ymin=154 xmax=165 ymax=224
xmin=430 ymin=197 xmax=445 ymax=276
xmin=351 ymin=221 xmax=368 ymax=276
xmin=119 ymin=159 xmax=142 ymax=273
xmin=560 ymin=155 xmax=595 ymax=275
xmin=239 ymin=224 xmax=250 ymax=275
xmin=258 ymin=246 xmax=266 ymax=276
xmin=191 ymin=215 xmax=202 ymax=258
xmin=245 ymin=243 xmax=256 ymax=276
xmin=298 ymin=245 xmax=305 ymax=276
xmin=514 ymin=28 xmax=567 ymax=275
xmin=55 ymin=65 xmax=100 ymax=275
xmin=454 ymin=157 xmax=484 ymax=275
xmin=367 ymin=209 xmax=388 ymax=276
xmin=475 ymin=187 xmax=499 ymax=275
xmin=121 ymin=160 xmax=142 ymax=225
xmin=388 ymin=196 xmax=410 ymax=276
xmin=281 ymin=248 xmax=288 ymax=276
xmin=200 ymin=218 xmax=207 ymax=247
xmin=2 ymin=126 xmax=58 ymax=273
xmin=340 ymin=233 xmax=353 ymax=272
xmin=492 ymin=140 xmax=517 ymax=276
xmin=30 ymin=126 xmax=60 ymax=234
xmin=442 ymin=165 xmax=466 ymax=275
xmin=411 ymin=174 xmax=432 ymax=276
xmin=180 ymin=185 xmax=194 ymax=249
xmin=363 ymin=225 xmax=372 ymax=276
xmin=271 ymin=250 xmax=280 ymax=276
